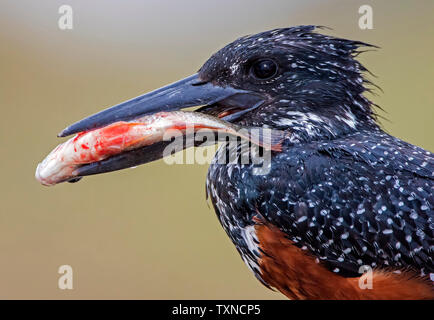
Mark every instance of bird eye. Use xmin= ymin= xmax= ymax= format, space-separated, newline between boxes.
xmin=251 ymin=59 xmax=277 ymax=80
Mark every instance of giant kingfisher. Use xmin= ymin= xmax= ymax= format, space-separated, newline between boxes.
xmin=58 ymin=26 xmax=433 ymax=299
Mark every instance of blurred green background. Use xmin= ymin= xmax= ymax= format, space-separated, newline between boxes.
xmin=0 ymin=0 xmax=432 ymax=299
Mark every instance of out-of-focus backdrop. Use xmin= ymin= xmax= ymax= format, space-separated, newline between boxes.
xmin=0 ymin=0 xmax=432 ymax=299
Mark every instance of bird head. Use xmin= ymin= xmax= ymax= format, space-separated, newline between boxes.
xmin=197 ymin=26 xmax=379 ymax=140
xmin=58 ymin=26 xmax=379 ymax=176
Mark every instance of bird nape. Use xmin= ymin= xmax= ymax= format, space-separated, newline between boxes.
xmin=49 ymin=26 xmax=433 ymax=299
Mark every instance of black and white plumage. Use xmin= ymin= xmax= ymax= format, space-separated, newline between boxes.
xmin=203 ymin=26 xmax=433 ymax=286
xmin=208 ymin=130 xmax=433 ymax=279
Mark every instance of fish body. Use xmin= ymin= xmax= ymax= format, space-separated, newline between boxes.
xmin=35 ymin=111 xmax=285 ymax=186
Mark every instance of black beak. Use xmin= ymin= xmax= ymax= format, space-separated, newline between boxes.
xmin=58 ymin=73 xmax=265 ymax=180
xmin=59 ymin=73 xmax=261 ymax=137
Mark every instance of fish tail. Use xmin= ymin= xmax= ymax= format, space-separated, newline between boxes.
xmin=242 ymin=127 xmax=286 ymax=152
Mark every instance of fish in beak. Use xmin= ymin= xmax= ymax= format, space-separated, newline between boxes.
xmin=36 ymin=111 xmax=284 ymax=186
xmin=39 ymin=73 xmax=267 ymax=182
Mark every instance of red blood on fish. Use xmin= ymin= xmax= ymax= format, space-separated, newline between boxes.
xmin=73 ymin=131 xmax=87 ymax=142
xmin=91 ymin=122 xmax=142 ymax=157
